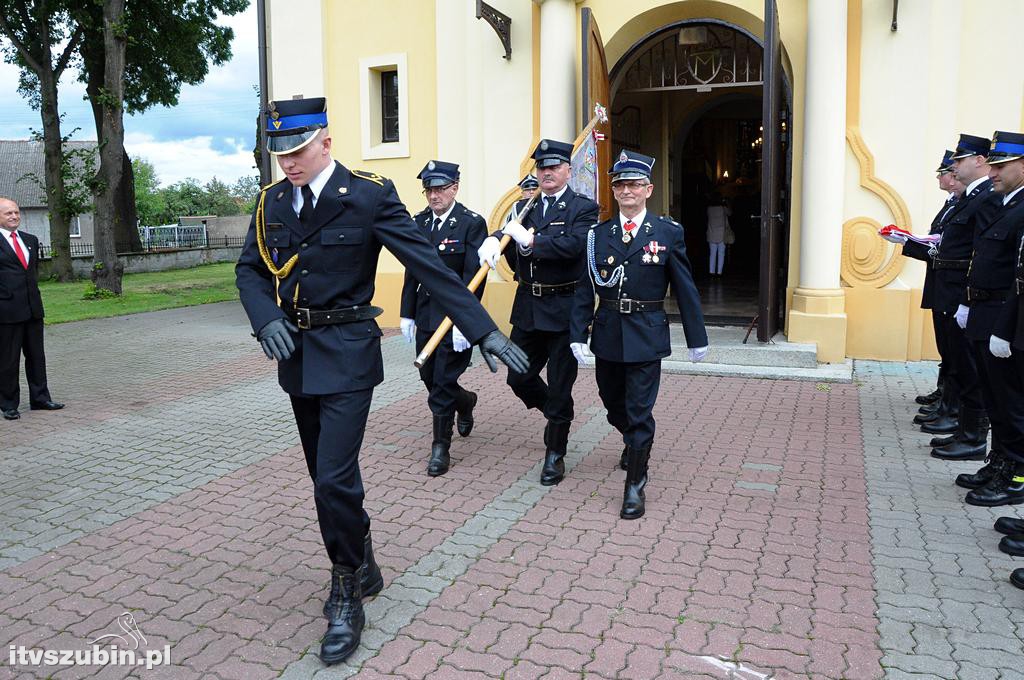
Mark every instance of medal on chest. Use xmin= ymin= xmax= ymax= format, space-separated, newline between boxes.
xmin=643 ymin=241 xmax=666 ymax=263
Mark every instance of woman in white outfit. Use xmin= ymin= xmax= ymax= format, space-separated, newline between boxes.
xmin=705 ymin=197 xmax=731 ymax=275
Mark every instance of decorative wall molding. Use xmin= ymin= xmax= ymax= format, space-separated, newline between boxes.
xmin=841 ymin=215 xmax=903 ymax=288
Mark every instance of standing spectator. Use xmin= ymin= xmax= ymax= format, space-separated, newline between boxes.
xmin=0 ymin=197 xmax=63 ymax=421
xmin=706 ymin=195 xmax=732 ymax=275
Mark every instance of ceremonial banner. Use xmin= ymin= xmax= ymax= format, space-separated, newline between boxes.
xmin=569 ymin=130 xmax=598 ymax=201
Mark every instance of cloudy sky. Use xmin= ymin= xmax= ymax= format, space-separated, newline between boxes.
xmin=0 ymin=4 xmax=258 ymax=188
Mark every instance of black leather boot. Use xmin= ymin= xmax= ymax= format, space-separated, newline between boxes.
xmin=919 ymin=389 xmax=959 ymax=431
xmin=1011 ymin=568 xmax=1024 ymax=590
xmin=915 ymin=387 xmax=942 ymax=406
xmin=620 ymin=445 xmax=650 ymax=520
xmin=427 ymin=414 xmax=454 ymax=477
xmin=915 ymin=401 xmax=942 ymax=419
xmin=540 ymin=421 xmax=569 ymax=486
xmin=994 ymin=516 xmax=1024 ymax=535
xmin=324 ymin=532 xmax=385 ymax=618
xmin=455 ymin=390 xmax=477 ymax=437
xmin=955 ymin=451 xmax=1007 ymax=490
xmin=321 ymin=565 xmax=364 ymax=665
xmin=930 ymin=434 xmax=955 ymax=448
xmin=998 ymin=534 xmax=1024 ymax=556
xmin=965 ymin=462 xmax=1024 ymax=507
xmin=619 ymin=446 xmax=628 ymax=471
xmin=931 ymin=408 xmax=988 ymax=460
xmin=920 ymin=411 xmax=959 ymax=433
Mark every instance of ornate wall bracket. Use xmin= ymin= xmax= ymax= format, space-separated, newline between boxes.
xmin=476 ymin=1 xmax=512 ymax=60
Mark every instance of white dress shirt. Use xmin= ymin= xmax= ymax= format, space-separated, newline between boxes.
xmin=291 ymin=161 xmax=337 ymax=216
xmin=1 ymin=228 xmax=29 ymax=265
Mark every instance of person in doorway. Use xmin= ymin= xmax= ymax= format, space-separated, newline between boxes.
xmin=399 ymin=160 xmax=488 ymax=477
xmin=569 ymin=150 xmax=708 ymax=519
xmin=0 ymin=197 xmax=64 ymax=421
xmin=706 ymin=194 xmax=731 ymax=276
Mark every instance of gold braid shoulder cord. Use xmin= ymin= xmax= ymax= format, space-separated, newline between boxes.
xmin=255 ymin=182 xmax=300 ymax=306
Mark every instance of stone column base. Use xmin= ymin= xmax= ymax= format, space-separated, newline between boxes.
xmin=788 ymin=287 xmax=848 ymax=363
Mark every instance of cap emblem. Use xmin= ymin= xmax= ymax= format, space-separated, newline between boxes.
xmin=619 ymin=151 xmax=628 ymax=163
xmin=428 ymin=161 xmax=436 ymax=171
xmin=540 ymin=140 xmax=549 ymax=151
xmin=272 ymin=120 xmax=282 ymax=129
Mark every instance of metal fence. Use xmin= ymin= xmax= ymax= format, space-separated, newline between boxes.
xmin=38 ymin=236 xmax=247 ymax=259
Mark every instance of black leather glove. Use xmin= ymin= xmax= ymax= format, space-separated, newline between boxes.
xmin=257 ymin=318 xmax=299 ymax=361
xmin=478 ymin=329 xmax=529 ymax=374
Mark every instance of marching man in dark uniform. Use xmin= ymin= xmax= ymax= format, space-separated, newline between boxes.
xmin=569 ymin=150 xmax=708 ymax=519
xmin=478 ymin=139 xmax=599 ymax=486
xmin=518 ymin=174 xmax=538 ymax=201
xmin=235 ymin=97 xmax=527 ymax=665
xmin=928 ymin=134 xmax=1001 ymax=462
xmin=399 ymin=161 xmax=487 ymax=477
xmin=957 ymin=131 xmax=1024 ymax=507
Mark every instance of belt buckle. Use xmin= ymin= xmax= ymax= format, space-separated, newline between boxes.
xmin=618 ymin=298 xmax=633 ymax=314
xmin=531 ymin=282 xmax=543 ymax=297
xmin=295 ymin=307 xmax=312 ymax=330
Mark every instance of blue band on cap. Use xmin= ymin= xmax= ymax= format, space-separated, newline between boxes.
xmin=267 ymin=112 xmax=328 ymax=130
xmin=993 ymin=141 xmax=1024 ymax=155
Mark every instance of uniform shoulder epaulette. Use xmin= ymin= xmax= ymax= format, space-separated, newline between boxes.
xmin=351 ymin=169 xmax=387 ymax=186
xmin=460 ymin=206 xmax=481 ymax=219
xmin=260 ymin=178 xmax=288 ymax=193
xmin=660 ymin=215 xmax=683 ymax=228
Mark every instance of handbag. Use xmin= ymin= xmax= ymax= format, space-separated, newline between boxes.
xmin=724 ymin=224 xmax=736 ymax=245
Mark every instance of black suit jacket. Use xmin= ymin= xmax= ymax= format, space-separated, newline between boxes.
xmin=498 ymin=186 xmax=599 ymax=332
xmin=965 ymin=192 xmax=1024 ymax=341
xmin=571 ymin=214 xmax=708 ymax=362
xmin=931 ymin=180 xmax=1001 ymax=313
xmin=0 ymin=229 xmax=44 ymax=324
xmin=399 ymin=202 xmax=486 ymax=332
xmin=236 ymin=162 xmax=497 ymax=395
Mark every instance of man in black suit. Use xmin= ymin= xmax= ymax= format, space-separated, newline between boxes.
xmin=0 ymin=197 xmax=63 ymax=420
xmin=235 ymin=97 xmax=527 ymax=665
xmin=399 ymin=160 xmax=487 ymax=477
xmin=477 ymin=139 xmax=600 ymax=486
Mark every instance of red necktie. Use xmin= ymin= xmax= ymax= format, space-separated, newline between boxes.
xmin=10 ymin=231 xmax=28 ymax=269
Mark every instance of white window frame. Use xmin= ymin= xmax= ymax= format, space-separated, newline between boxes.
xmin=69 ymin=215 xmax=81 ymax=238
xmin=359 ymin=53 xmax=409 ymax=160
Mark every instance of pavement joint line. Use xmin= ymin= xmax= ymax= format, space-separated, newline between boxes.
xmin=280 ymin=404 xmax=615 ymax=678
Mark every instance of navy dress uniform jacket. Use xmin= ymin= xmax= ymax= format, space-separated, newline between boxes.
xmin=400 ymin=202 xmax=486 ymax=331
xmin=499 ymin=187 xmax=599 ymax=332
xmin=965 ymin=193 xmax=1024 ymax=342
xmin=570 ymin=215 xmax=708 ymax=362
xmin=236 ymin=161 xmax=497 ymax=396
xmin=902 ymin=198 xmax=955 ymax=310
xmin=932 ymin=180 xmax=1001 ymax=313
xmin=0 ymin=230 xmax=44 ymax=323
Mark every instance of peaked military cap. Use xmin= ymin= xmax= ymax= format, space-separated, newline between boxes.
xmin=265 ymin=96 xmax=328 ymax=156
xmin=610 ymin=149 xmax=655 ymax=182
xmin=985 ymin=131 xmax=1024 ymax=165
xmin=518 ymin=174 xmax=539 ymax=190
xmin=532 ymin=139 xmax=573 ymax=168
xmin=950 ymin=133 xmax=991 ymax=160
xmin=935 ymin=149 xmax=955 ymax=173
xmin=417 ymin=160 xmax=460 ymax=188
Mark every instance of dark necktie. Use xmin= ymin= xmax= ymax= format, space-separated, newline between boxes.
xmin=299 ymin=185 xmax=315 ymax=224
xmin=432 ymin=217 xmax=442 ymax=231
xmin=543 ymin=195 xmax=555 ymax=217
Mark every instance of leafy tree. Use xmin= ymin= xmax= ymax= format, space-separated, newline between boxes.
xmin=132 ymin=157 xmax=166 ymax=227
xmin=0 ymin=0 xmax=83 ymax=280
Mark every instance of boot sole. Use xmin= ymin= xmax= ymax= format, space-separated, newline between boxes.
xmin=999 ymin=542 xmax=1024 ymax=557
xmin=620 ymin=510 xmax=645 ymax=519
xmin=427 ymin=467 xmax=449 ymax=477
xmin=965 ymin=495 xmax=1024 ymax=508
xmin=954 ymin=478 xmax=989 ymax=490
xmin=321 ymin=642 xmax=360 ymax=665
xmin=540 ymin=476 xmax=563 ymax=486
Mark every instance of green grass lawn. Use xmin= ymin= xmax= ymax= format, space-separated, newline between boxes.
xmin=40 ymin=262 xmax=240 ymax=324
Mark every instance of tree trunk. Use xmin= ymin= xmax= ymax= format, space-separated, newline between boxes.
xmin=91 ymin=0 xmax=128 ymax=294
xmin=36 ymin=30 xmax=73 ymax=280
xmin=87 ymin=74 xmax=141 ymax=252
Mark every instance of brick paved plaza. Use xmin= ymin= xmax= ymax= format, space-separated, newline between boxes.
xmin=1 ymin=302 xmax=1022 ymax=679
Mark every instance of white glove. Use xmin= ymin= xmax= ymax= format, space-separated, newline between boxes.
xmin=570 ymin=342 xmax=590 ymax=365
xmin=452 ymin=326 xmax=471 ymax=352
xmin=689 ymin=346 xmax=709 ymax=362
xmin=478 ymin=236 xmax=501 ymax=269
xmin=955 ymin=304 xmax=969 ymax=329
xmin=400 ymin=317 xmax=416 ymax=344
xmin=990 ymin=335 xmax=1012 ymax=358
xmin=880 ymin=232 xmax=908 ymax=244
xmin=502 ymin=221 xmax=534 ymax=248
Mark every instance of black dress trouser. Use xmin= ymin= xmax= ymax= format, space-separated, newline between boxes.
xmin=0 ymin=319 xmax=52 ymax=411
xmin=290 ymin=389 xmax=373 ymax=569
xmin=595 ymin=358 xmax=661 ymax=450
xmin=971 ymin=339 xmax=1024 ymax=465
xmin=414 ymin=328 xmax=473 ymax=416
xmin=943 ymin=313 xmax=983 ymax=411
xmin=506 ymin=326 xmax=578 ymax=425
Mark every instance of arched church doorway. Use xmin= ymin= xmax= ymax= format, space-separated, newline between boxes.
xmin=608 ymin=18 xmax=792 ymax=334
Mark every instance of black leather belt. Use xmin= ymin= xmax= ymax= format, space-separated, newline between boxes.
xmin=519 ymin=281 xmax=577 ymax=297
xmin=286 ymin=305 xmax=383 ymax=329
xmin=598 ymin=298 xmax=664 ymax=314
xmin=933 ymin=257 xmax=971 ymax=270
xmin=967 ymin=287 xmax=1007 ymax=302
